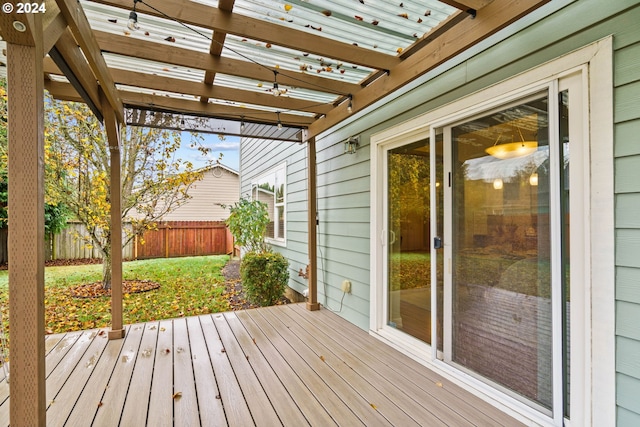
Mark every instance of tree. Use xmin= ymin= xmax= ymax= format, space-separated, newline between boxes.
xmin=46 ymin=99 xmax=209 ymax=289
xmin=0 ymin=79 xmax=70 ymax=239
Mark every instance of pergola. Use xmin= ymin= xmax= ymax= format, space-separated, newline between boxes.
xmin=0 ymin=0 xmax=546 ymax=424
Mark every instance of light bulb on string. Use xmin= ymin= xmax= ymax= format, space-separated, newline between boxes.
xmin=276 ymin=112 xmax=283 ymax=129
xmin=127 ymin=0 xmax=140 ymax=31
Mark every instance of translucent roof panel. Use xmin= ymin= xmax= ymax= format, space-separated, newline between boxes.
xmin=193 ymin=0 xmax=457 ymax=56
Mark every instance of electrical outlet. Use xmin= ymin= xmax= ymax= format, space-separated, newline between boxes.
xmin=341 ymin=279 xmax=352 ymax=294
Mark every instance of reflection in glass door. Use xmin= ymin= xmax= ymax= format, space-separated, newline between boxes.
xmin=386 ymin=140 xmax=433 ymax=343
xmin=447 ymin=94 xmax=554 ymax=410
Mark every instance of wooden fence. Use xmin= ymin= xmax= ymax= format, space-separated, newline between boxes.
xmin=0 ymin=221 xmax=232 ymax=263
xmin=134 ymin=221 xmax=233 ymax=259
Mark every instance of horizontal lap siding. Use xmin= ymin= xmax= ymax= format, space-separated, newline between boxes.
xmin=613 ymin=1 xmax=640 ymax=423
xmin=241 ymin=138 xmax=311 ymax=296
xmin=240 ymin=1 xmax=640 ymax=421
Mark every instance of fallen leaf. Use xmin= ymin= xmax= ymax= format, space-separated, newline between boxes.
xmin=321 ymin=10 xmax=331 ymax=17
xmin=172 ymin=392 xmax=182 ymax=399
xmin=370 ymin=403 xmax=378 ymax=410
xmin=98 ymin=401 xmax=104 ymax=407
xmin=221 ymin=348 xmax=226 ymax=353
xmin=107 ymin=19 xmax=117 ymax=23
xmin=319 ymin=355 xmax=325 ymax=362
xmin=215 ymin=394 xmax=221 ymax=399
xmin=165 ymin=36 xmax=176 ymax=42
xmin=436 ymin=381 xmax=443 ymax=387
xmin=284 ymin=4 xmax=292 ymax=11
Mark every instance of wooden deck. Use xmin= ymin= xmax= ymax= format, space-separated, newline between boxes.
xmin=0 ymin=304 xmax=524 ymax=426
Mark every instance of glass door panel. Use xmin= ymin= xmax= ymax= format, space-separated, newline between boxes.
xmin=449 ymin=95 xmax=553 ymax=409
xmin=387 ymin=139 xmax=432 ymax=343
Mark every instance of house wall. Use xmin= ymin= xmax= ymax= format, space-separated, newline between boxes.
xmin=240 ymin=0 xmax=640 ymax=423
xmin=240 ymin=139 xmax=309 ymax=293
xmin=160 ymin=166 xmax=239 ymax=222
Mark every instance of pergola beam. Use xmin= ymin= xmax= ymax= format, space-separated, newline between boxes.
xmin=51 ymin=29 xmax=103 ymax=119
xmin=43 ymin=59 xmax=332 ymax=115
xmin=42 ymin=6 xmax=66 ymax=55
xmin=93 ymin=31 xmax=360 ymax=96
xmin=307 ymin=0 xmax=549 ymax=139
xmin=108 ymin=69 xmax=333 ymax=115
xmin=90 ymin=0 xmax=401 ymax=71
xmin=119 ymin=90 xmax=314 ymax=127
xmin=438 ymin=0 xmax=494 ymax=12
xmin=200 ymin=0 xmax=235 ymax=103
xmin=56 ymin=0 xmax=124 ymax=123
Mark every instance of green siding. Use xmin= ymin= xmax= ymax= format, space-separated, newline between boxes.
xmin=240 ymin=0 xmax=640 ymax=422
xmin=617 ymin=267 xmax=640 ymax=305
xmin=617 ymin=336 xmax=640 ymax=379
xmin=615 ymin=120 xmax=640 ymax=157
xmin=618 ymin=406 xmax=640 ymax=426
xmin=617 ymin=373 xmax=640 ymax=415
xmin=616 ymin=194 xmax=640 ymax=228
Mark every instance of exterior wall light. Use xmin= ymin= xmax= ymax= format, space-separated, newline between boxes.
xmin=344 ymin=136 xmax=360 ymax=154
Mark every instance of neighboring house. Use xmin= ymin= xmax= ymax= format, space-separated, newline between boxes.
xmin=128 ymin=163 xmax=239 ymax=222
xmin=241 ymin=1 xmax=640 ymax=426
xmin=159 ymin=163 xmax=239 ymax=222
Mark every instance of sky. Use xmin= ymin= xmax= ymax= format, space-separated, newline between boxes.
xmin=177 ymin=131 xmax=240 ymax=172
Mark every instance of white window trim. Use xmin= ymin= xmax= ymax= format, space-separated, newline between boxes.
xmin=252 ymin=162 xmax=287 ymax=246
xmin=369 ymin=37 xmax=614 ymax=426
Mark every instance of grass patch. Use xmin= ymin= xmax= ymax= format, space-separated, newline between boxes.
xmin=0 ymin=255 xmax=231 ymax=335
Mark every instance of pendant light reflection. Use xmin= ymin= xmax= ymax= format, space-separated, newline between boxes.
xmin=529 ymin=173 xmax=539 ymax=186
xmin=486 ymin=127 xmax=537 ymax=160
xmin=493 ymin=178 xmax=503 ymax=190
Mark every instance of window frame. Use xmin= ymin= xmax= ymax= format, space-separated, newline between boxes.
xmin=251 ymin=162 xmax=287 ymax=246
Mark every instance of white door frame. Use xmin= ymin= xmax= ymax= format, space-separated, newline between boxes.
xmin=369 ymin=37 xmax=614 ymax=426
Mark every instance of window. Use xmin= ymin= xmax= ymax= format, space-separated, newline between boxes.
xmin=252 ymin=163 xmax=286 ymax=244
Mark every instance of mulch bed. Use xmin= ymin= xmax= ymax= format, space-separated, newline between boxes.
xmin=221 ymin=259 xmax=261 ymax=310
xmin=69 ymin=280 xmax=161 ymax=298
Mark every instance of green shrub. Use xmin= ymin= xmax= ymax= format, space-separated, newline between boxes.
xmin=241 ymin=251 xmax=289 ymax=306
xmin=225 ymin=198 xmax=269 ymax=253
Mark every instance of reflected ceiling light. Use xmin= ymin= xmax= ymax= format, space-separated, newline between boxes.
xmin=486 ymin=128 xmax=537 ymax=160
xmin=493 ymin=178 xmax=503 ymax=190
xmin=529 ymin=173 xmax=539 ymax=186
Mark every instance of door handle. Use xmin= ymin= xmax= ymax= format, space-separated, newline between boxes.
xmin=433 ymin=236 xmax=443 ymax=249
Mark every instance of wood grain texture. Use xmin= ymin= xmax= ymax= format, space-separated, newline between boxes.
xmin=0 ymin=306 xmax=527 ymax=426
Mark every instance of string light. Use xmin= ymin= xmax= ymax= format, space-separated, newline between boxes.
xmin=347 ymin=95 xmax=353 ymax=114
xmin=277 ymin=112 xmax=282 ymax=129
xmin=127 ymin=0 xmax=353 ymax=126
xmin=127 ymin=0 xmax=140 ymax=31
xmin=240 ymin=116 xmax=245 ymax=133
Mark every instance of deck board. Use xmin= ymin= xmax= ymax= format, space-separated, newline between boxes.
xmin=146 ymin=319 xmax=174 ymax=427
xmin=92 ymin=323 xmax=145 ymax=427
xmin=0 ymin=304 xmax=528 ymax=426
xmin=303 ymin=304 xmax=524 ymax=427
xmin=118 ymin=322 xmax=160 ymax=427
xmin=185 ymin=316 xmax=225 ymax=426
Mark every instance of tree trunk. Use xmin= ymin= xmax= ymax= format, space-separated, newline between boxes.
xmin=102 ymin=251 xmax=112 ymax=290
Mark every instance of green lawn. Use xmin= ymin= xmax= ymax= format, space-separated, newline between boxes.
xmin=0 ymin=255 xmax=231 ymax=335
